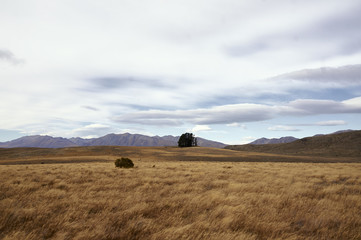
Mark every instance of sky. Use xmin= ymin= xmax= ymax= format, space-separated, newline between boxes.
xmin=1 ymin=0 xmax=361 ymax=144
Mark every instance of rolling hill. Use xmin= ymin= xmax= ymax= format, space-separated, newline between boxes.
xmin=0 ymin=133 xmax=226 ymax=148
xmin=226 ymin=130 xmax=361 ymax=158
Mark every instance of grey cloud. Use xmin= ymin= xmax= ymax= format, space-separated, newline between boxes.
xmin=112 ymin=97 xmax=361 ymax=126
xmin=82 ymin=106 xmax=99 ymax=111
xmin=310 ymin=5 xmax=361 ymax=55
xmin=87 ymin=76 xmax=173 ymax=92
xmin=105 ymin=101 xmax=170 ymax=111
xmin=0 ymin=49 xmax=24 ymax=65
xmin=120 ymin=104 xmax=155 ymax=111
xmin=288 ymin=98 xmax=361 ymax=115
xmin=192 ymin=104 xmax=274 ymax=124
xmin=93 ymin=77 xmax=130 ymax=89
xmin=112 ymin=114 xmax=184 ymax=126
xmin=289 ymin=120 xmax=347 ymax=127
xmin=340 ymin=39 xmax=361 ymax=56
xmin=197 ymin=95 xmax=244 ymax=108
xmin=113 ymin=104 xmax=276 ymax=126
xmin=227 ymin=41 xmax=269 ymax=57
xmin=287 ymin=99 xmax=341 ymax=115
xmin=227 ymin=4 xmax=361 ymax=58
xmin=271 ymin=64 xmax=361 ymax=85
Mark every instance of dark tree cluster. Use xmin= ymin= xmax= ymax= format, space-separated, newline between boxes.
xmin=178 ymin=132 xmax=197 ymax=147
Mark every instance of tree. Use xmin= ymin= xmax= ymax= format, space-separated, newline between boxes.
xmin=178 ymin=132 xmax=197 ymax=147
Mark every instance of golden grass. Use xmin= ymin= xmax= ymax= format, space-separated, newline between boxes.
xmin=1 ymin=146 xmax=359 ymax=164
xmin=1 ymin=159 xmax=361 ymax=239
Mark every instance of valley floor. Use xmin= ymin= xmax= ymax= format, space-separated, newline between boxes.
xmin=1 ymin=159 xmax=361 ymax=239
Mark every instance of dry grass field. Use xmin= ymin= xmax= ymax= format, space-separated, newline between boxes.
xmin=1 ymin=146 xmax=360 ymax=164
xmin=1 ymin=148 xmax=361 ymax=239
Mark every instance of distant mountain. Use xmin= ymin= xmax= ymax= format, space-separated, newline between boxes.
xmin=87 ymin=133 xmax=176 ymax=147
xmin=225 ymin=130 xmax=361 ymax=158
xmin=0 ymin=135 xmax=78 ymax=148
xmin=0 ymin=133 xmax=226 ymax=148
xmin=250 ymin=136 xmax=298 ymax=145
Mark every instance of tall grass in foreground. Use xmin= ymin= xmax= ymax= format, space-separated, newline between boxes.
xmin=1 ymin=161 xmax=361 ymax=239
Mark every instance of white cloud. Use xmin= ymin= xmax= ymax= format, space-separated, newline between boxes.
xmin=268 ymin=125 xmax=301 ymax=132
xmin=226 ymin=123 xmax=246 ymax=129
xmin=82 ymin=124 xmax=110 ymax=129
xmin=72 ymin=123 xmax=112 ymax=138
xmin=234 ymin=136 xmax=257 ymax=145
xmin=190 ymin=125 xmax=211 ymax=132
xmin=82 ymin=135 xmax=99 ymax=139
xmin=315 ymin=120 xmax=347 ymax=126
xmin=343 ymin=96 xmax=361 ymax=107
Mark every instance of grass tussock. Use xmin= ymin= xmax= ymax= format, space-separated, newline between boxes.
xmin=1 ymin=161 xmax=361 ymax=239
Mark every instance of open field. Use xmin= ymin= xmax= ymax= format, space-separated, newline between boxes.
xmin=1 ymin=147 xmax=361 ymax=239
xmin=1 ymin=146 xmax=360 ymax=164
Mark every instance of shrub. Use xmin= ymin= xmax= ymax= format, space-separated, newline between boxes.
xmin=115 ymin=157 xmax=134 ymax=168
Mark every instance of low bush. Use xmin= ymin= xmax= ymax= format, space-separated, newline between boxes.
xmin=115 ymin=157 xmax=134 ymax=168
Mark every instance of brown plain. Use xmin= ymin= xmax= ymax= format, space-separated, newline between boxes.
xmin=1 ymin=146 xmax=361 ymax=239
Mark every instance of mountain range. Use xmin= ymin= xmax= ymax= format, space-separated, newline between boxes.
xmin=0 ymin=133 xmax=226 ymax=148
xmin=1 ymin=130 xmax=357 ymax=149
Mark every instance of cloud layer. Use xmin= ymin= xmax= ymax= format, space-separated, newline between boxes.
xmin=113 ymin=97 xmax=361 ymax=126
xmin=0 ymin=0 xmax=360 ymax=142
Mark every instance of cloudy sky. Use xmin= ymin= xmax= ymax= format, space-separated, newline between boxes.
xmin=1 ymin=0 xmax=361 ymax=144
